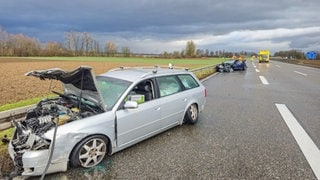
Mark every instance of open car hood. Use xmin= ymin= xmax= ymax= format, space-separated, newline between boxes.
xmin=25 ymin=66 xmax=106 ymax=111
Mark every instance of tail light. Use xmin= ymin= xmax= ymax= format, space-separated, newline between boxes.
xmin=204 ymin=88 xmax=207 ymax=97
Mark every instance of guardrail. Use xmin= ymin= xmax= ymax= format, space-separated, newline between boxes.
xmin=0 ymin=65 xmax=217 ymax=131
xmin=0 ymin=105 xmax=36 ymax=130
xmin=191 ymin=64 xmax=217 ymax=80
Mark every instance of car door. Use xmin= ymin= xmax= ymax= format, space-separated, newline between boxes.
xmin=156 ymin=75 xmax=188 ymax=126
xmin=116 ymin=79 xmax=162 ymax=149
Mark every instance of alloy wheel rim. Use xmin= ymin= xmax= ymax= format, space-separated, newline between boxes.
xmin=79 ymin=138 xmax=107 ymax=167
xmin=190 ymin=105 xmax=198 ymax=120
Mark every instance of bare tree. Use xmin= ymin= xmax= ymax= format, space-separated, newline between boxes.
xmin=65 ymin=31 xmax=82 ymax=56
xmin=105 ymin=41 xmax=117 ymax=56
xmin=43 ymin=41 xmax=66 ymax=56
xmin=173 ymin=51 xmax=181 ymax=58
xmin=83 ymin=32 xmax=93 ymax=56
xmin=94 ymin=40 xmax=101 ymax=56
xmin=0 ymin=27 xmax=11 ymax=56
xmin=10 ymin=34 xmax=41 ymax=56
xmin=121 ymin=47 xmax=131 ymax=57
xmin=0 ymin=27 xmax=107 ymax=57
xmin=65 ymin=32 xmax=73 ymax=55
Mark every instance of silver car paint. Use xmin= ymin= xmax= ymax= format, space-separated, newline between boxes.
xmin=8 ymin=67 xmax=206 ymax=176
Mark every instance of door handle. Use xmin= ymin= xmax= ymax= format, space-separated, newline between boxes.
xmin=155 ymin=107 xmax=161 ymax=111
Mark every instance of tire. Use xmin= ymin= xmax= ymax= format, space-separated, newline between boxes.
xmin=70 ymin=135 xmax=108 ymax=168
xmin=184 ymin=104 xmax=198 ymax=124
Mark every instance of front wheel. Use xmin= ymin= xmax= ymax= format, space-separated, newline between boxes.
xmin=184 ymin=104 xmax=198 ymax=124
xmin=70 ymin=135 xmax=108 ymax=168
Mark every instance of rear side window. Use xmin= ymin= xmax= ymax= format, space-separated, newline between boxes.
xmin=157 ymin=76 xmax=183 ymax=97
xmin=177 ymin=74 xmax=199 ymax=89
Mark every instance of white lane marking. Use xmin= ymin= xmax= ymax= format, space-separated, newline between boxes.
xmin=255 ymin=69 xmax=260 ymax=72
xmin=294 ymin=71 xmax=307 ymax=76
xmin=275 ymin=104 xmax=320 ymax=179
xmin=259 ymin=76 xmax=269 ymax=85
xmin=253 ymin=65 xmax=257 ymax=68
xmin=275 ymin=65 xmax=280 ymax=68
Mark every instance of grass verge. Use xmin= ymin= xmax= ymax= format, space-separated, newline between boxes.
xmin=0 ymin=128 xmax=14 ymax=176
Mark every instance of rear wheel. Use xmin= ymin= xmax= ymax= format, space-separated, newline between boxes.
xmin=184 ymin=104 xmax=198 ymax=124
xmin=70 ymin=135 xmax=108 ymax=168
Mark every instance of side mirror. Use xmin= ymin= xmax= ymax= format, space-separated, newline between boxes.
xmin=124 ymin=101 xmax=138 ymax=109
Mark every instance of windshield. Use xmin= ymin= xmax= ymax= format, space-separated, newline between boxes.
xmin=96 ymin=76 xmax=131 ymax=110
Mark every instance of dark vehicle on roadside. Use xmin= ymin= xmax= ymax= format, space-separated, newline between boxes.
xmin=216 ymin=59 xmax=247 ymax=72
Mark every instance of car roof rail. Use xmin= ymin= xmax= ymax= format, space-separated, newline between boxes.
xmin=109 ymin=64 xmax=189 ymax=72
xmin=154 ymin=64 xmax=189 ymax=71
xmin=108 ymin=65 xmax=190 ymax=79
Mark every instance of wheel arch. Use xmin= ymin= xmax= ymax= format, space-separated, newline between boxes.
xmin=182 ymin=101 xmax=199 ymax=124
xmin=68 ymin=133 xmax=112 ymax=164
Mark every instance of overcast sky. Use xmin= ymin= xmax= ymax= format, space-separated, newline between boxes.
xmin=0 ymin=0 xmax=319 ymax=54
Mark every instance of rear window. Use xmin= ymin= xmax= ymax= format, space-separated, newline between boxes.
xmin=177 ymin=74 xmax=199 ymax=89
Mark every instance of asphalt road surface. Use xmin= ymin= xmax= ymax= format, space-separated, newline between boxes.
xmin=28 ymin=60 xmax=319 ymax=180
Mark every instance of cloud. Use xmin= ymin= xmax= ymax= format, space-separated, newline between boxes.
xmin=0 ymin=0 xmax=319 ymax=54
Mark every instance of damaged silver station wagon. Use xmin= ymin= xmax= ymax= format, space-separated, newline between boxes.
xmin=8 ymin=65 xmax=206 ymax=177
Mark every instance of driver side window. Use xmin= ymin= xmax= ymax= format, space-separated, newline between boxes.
xmin=126 ymin=80 xmax=155 ymax=104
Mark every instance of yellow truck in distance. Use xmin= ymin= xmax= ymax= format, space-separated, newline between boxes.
xmin=258 ymin=50 xmax=270 ymax=63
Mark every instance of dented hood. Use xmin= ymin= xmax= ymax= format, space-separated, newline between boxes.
xmin=25 ymin=66 xmax=106 ymax=111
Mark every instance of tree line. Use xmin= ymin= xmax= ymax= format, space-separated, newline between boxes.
xmin=0 ymin=27 xmax=265 ymax=58
xmin=1 ymin=27 xmax=317 ymax=59
xmin=0 ymin=28 xmax=206 ymax=58
xmin=0 ymin=28 xmax=131 ymax=57
xmin=273 ymin=50 xmax=319 ymax=60
xmin=161 ymin=40 xmax=258 ymax=59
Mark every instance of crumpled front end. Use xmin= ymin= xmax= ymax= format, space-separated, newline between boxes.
xmin=8 ymin=142 xmax=68 ymax=176
xmin=8 ymin=95 xmax=104 ymax=176
xmin=8 ymin=66 xmax=107 ymax=177
xmin=216 ymin=63 xmax=233 ymax=72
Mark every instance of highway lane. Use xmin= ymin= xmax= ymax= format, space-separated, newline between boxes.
xmin=202 ymin=61 xmax=317 ymax=179
xmin=27 ymin=60 xmax=318 ymax=179
xmin=254 ymin=60 xmax=320 ymax=178
xmin=256 ymin=60 xmax=320 ymax=148
xmin=256 ymin=60 xmax=320 ymax=178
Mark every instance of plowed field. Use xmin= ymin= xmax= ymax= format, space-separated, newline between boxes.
xmin=0 ymin=58 xmax=160 ymax=106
